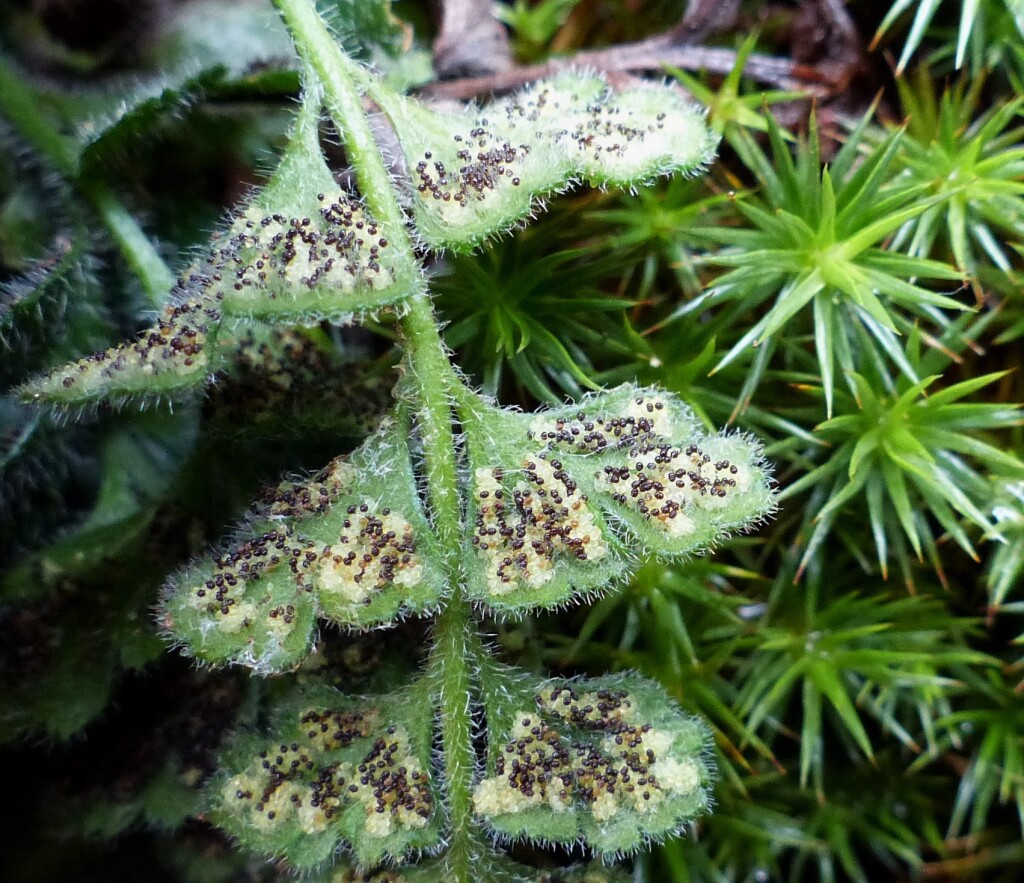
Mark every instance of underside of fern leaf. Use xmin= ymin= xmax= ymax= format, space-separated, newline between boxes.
xmin=211 ymin=679 xmax=441 ymax=869
xmin=460 ymin=386 xmax=774 ymax=613
xmin=375 ymin=70 xmax=717 ymax=251
xmin=160 ymin=416 xmax=447 ymax=671
xmin=474 ymin=665 xmax=714 ymax=855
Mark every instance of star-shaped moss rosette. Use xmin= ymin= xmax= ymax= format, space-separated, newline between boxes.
xmin=19 ymin=89 xmax=418 ymax=410
xmin=371 ymin=70 xmax=717 ymax=251
xmin=160 ymin=417 xmax=446 ymax=672
xmin=473 ymin=665 xmax=714 ymax=854
xmin=458 ymin=385 xmax=774 ymax=614
xmin=210 ymin=680 xmax=441 ymax=870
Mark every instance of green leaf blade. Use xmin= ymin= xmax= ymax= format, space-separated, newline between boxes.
xmin=379 ymin=71 xmax=716 ymax=251
xmin=475 ymin=667 xmax=715 ymax=855
xmin=459 ymin=385 xmax=774 ymax=614
xmin=18 ymin=291 xmax=225 ymax=410
xmin=210 ymin=680 xmax=442 ymax=869
xmin=161 ymin=418 xmax=447 ymax=671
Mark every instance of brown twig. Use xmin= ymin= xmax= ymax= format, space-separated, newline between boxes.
xmin=419 ymin=37 xmax=836 ymax=101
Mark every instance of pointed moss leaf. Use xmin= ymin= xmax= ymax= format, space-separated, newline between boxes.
xmin=161 ymin=418 xmax=446 ymax=671
xmin=460 ymin=386 xmax=773 ymax=614
xmin=211 ymin=680 xmax=440 ymax=869
xmin=202 ymin=324 xmax=391 ymax=437
xmin=378 ymin=71 xmax=716 ymax=250
xmin=474 ymin=666 xmax=714 ymax=854
xmin=18 ymin=289 xmax=224 ymax=409
xmin=213 ymin=94 xmax=420 ymax=323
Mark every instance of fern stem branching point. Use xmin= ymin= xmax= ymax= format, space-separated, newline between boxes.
xmin=271 ymin=0 xmax=408 ymax=244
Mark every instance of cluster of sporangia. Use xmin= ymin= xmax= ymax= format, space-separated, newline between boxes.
xmin=460 ymin=389 xmax=770 ymax=613
xmin=161 ymin=419 xmax=446 ymax=673
xmin=21 ymin=186 xmax=414 ymax=409
xmin=226 ymin=708 xmax=432 ymax=838
xmin=472 ymin=399 xmax=752 ymax=589
xmin=213 ymin=672 xmax=712 ymax=868
xmin=19 ymin=13 xmax=771 ymax=874
xmin=212 ymin=682 xmax=441 ymax=869
xmin=159 ymin=388 xmax=769 ymax=677
xmin=475 ymin=686 xmax=705 ymax=824
xmin=218 ymin=192 xmax=413 ymax=317
xmin=21 ymin=69 xmax=713 ymax=407
xmin=381 ymin=69 xmax=716 ymax=249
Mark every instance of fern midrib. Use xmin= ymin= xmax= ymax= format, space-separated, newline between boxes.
xmin=271 ymin=0 xmax=478 ymax=876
